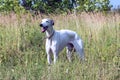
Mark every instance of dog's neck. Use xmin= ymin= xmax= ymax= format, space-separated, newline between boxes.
xmin=46 ymin=27 xmax=55 ymax=39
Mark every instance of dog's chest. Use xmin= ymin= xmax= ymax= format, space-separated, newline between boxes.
xmin=46 ymin=38 xmax=53 ymax=46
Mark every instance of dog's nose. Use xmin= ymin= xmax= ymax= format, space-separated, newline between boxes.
xmin=40 ymin=24 xmax=43 ymax=27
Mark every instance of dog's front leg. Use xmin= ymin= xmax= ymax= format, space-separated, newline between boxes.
xmin=52 ymin=48 xmax=59 ymax=64
xmin=53 ymin=52 xmax=58 ymax=64
xmin=47 ymin=52 xmax=52 ymax=65
xmin=46 ymin=40 xmax=52 ymax=65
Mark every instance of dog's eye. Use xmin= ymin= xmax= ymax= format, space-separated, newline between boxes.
xmin=46 ymin=21 xmax=49 ymax=23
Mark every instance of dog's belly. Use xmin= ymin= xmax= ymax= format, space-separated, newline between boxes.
xmin=58 ymin=42 xmax=67 ymax=52
xmin=58 ymin=34 xmax=74 ymax=52
xmin=53 ymin=30 xmax=77 ymax=53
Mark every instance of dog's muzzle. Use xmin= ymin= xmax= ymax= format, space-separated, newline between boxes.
xmin=40 ymin=24 xmax=48 ymax=33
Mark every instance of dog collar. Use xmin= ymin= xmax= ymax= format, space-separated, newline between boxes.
xmin=46 ymin=30 xmax=55 ymax=39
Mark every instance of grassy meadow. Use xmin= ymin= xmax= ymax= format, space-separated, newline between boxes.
xmin=0 ymin=12 xmax=120 ymax=80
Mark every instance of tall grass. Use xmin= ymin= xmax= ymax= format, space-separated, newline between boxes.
xmin=0 ymin=12 xmax=120 ymax=80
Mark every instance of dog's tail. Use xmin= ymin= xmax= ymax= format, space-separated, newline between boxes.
xmin=71 ymin=35 xmax=84 ymax=60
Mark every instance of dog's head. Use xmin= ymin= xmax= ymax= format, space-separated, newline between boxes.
xmin=40 ymin=18 xmax=54 ymax=33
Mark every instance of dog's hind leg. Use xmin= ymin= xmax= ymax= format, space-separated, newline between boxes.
xmin=72 ymin=40 xmax=84 ymax=61
xmin=66 ymin=47 xmax=72 ymax=62
xmin=66 ymin=43 xmax=75 ymax=62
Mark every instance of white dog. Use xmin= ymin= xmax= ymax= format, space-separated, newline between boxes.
xmin=40 ymin=18 xmax=84 ymax=64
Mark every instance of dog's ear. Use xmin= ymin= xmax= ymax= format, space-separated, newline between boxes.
xmin=51 ymin=20 xmax=54 ymax=25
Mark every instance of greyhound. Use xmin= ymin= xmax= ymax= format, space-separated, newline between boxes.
xmin=40 ymin=18 xmax=84 ymax=64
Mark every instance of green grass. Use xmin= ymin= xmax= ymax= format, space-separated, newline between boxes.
xmin=0 ymin=13 xmax=120 ymax=80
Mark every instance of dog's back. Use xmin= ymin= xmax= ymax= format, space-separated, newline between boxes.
xmin=58 ymin=30 xmax=76 ymax=39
